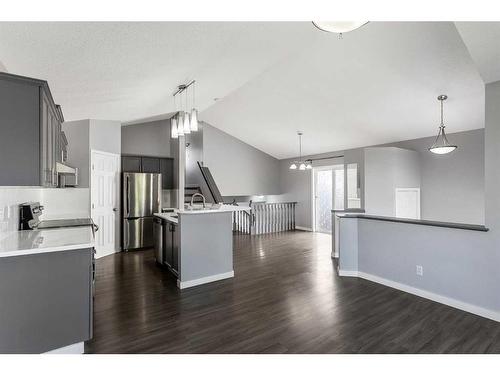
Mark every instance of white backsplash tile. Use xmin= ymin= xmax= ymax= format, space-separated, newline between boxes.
xmin=0 ymin=187 xmax=90 ymax=239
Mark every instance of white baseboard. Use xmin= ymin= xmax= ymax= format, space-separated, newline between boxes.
xmin=340 ymin=271 xmax=500 ymax=322
xmin=338 ymin=270 xmax=359 ymax=277
xmin=295 ymin=226 xmax=313 ymax=231
xmin=177 ymin=271 xmax=234 ymax=289
xmin=45 ymin=341 xmax=84 ymax=354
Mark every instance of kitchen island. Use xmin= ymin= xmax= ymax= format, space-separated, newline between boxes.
xmin=0 ymin=226 xmax=94 ymax=354
xmin=154 ymin=204 xmax=250 ymax=289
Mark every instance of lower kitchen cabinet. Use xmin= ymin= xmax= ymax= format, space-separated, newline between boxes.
xmin=155 ymin=218 xmax=179 ymax=276
xmin=0 ymin=248 xmax=93 ymax=353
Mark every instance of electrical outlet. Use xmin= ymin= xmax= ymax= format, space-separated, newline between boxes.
xmin=416 ymin=265 xmax=423 ymax=276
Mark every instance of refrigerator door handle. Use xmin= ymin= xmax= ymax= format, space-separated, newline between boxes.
xmin=126 ymin=175 xmax=130 ymax=217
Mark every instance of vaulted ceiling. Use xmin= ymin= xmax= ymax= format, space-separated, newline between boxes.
xmin=0 ymin=22 xmax=498 ymax=159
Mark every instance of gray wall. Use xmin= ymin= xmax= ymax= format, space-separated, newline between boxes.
xmin=203 ymin=123 xmax=281 ymax=197
xmin=364 ymin=147 xmax=421 ymax=217
xmin=121 ymin=120 xmax=172 ymax=157
xmin=90 ymin=120 xmax=121 ymax=155
xmin=280 ymin=129 xmax=485 ymax=228
xmin=387 ymin=129 xmax=484 ymax=225
xmin=63 ymin=120 xmax=90 ymax=188
xmin=337 ymin=81 xmax=500 ymax=318
xmin=64 ymin=119 xmax=121 ymax=188
xmin=485 ymin=81 xmax=500 ymax=260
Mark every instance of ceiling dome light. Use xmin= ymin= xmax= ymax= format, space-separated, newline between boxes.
xmin=312 ymin=21 xmax=368 ymax=34
xmin=429 ymin=95 xmax=457 ymax=155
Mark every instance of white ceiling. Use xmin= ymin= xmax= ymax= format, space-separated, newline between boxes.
xmin=0 ymin=22 xmax=314 ymax=123
xmin=0 ymin=21 xmax=497 ymax=159
xmin=455 ymin=22 xmax=500 ymax=84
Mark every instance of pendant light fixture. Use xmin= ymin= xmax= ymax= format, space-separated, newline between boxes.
xmin=429 ymin=95 xmax=457 ymax=155
xmin=170 ymin=80 xmax=199 ymax=139
xmin=171 ymin=95 xmax=179 ymax=139
xmin=312 ymin=21 xmax=368 ymax=36
xmin=289 ymin=132 xmax=312 ymax=171
xmin=190 ymin=81 xmax=199 ymax=132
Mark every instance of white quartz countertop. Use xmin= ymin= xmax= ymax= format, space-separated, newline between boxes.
xmin=155 ymin=205 xmax=251 ymax=223
xmin=179 ymin=204 xmax=251 ymax=214
xmin=154 ymin=212 xmax=179 ymax=224
xmin=0 ymin=227 xmax=94 ymax=258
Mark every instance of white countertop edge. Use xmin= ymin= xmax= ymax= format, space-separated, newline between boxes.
xmin=0 ymin=241 xmax=94 ymax=258
xmin=154 ymin=213 xmax=178 ymax=223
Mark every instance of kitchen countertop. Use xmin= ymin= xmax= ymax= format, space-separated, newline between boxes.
xmin=0 ymin=226 xmax=95 ymax=258
xmin=155 ymin=205 xmax=251 ymax=223
xmin=179 ymin=204 xmax=250 ymax=214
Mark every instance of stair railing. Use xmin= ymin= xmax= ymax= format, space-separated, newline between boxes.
xmin=232 ymin=201 xmax=297 ymax=235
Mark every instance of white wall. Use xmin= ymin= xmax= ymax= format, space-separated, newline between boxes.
xmin=364 ymin=147 xmax=421 ymax=217
xmin=203 ymin=123 xmax=281 ymax=196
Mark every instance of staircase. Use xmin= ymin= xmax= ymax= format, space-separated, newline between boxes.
xmin=184 ymin=185 xmax=204 ymax=204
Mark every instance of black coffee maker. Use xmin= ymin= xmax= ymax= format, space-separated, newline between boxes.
xmin=19 ymin=202 xmax=44 ymax=230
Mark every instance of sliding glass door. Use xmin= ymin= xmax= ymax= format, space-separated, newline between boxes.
xmin=313 ymin=165 xmax=345 ymax=233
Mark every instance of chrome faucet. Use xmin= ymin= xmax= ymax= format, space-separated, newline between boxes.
xmin=191 ymin=193 xmax=206 ymax=208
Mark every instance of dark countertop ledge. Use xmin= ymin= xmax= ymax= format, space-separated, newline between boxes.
xmin=334 ymin=213 xmax=489 ymax=232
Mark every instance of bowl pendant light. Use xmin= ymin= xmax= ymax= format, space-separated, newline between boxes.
xmin=312 ymin=21 xmax=368 ymax=36
xmin=429 ymin=95 xmax=457 ymax=155
xmin=289 ymin=163 xmax=297 ymax=170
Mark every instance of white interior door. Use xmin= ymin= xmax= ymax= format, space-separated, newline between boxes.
xmin=91 ymin=150 xmax=120 ymax=258
xmin=395 ymin=188 xmax=421 ymax=219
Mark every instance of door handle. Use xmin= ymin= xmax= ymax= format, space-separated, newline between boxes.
xmin=113 ymin=208 xmax=118 ymax=212
xmin=126 ymin=176 xmax=130 ymax=216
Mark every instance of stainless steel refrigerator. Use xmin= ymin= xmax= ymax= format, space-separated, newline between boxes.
xmin=122 ymin=172 xmax=162 ymax=250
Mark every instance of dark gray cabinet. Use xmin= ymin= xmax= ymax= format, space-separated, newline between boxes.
xmin=121 ymin=156 xmax=142 ymax=173
xmin=172 ymin=222 xmax=179 ymax=273
xmin=0 ymin=72 xmax=64 ymax=187
xmin=121 ymin=155 xmax=174 ymax=189
xmin=141 ymin=157 xmax=160 ymax=173
xmin=0 ymin=248 xmax=93 ymax=353
xmin=161 ymin=220 xmax=178 ymax=275
xmin=160 ymin=158 xmax=174 ymax=190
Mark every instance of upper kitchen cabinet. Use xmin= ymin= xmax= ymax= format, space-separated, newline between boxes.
xmin=0 ymin=72 xmax=65 ymax=187
xmin=141 ymin=157 xmax=161 ymax=173
xmin=121 ymin=155 xmax=142 ymax=173
xmin=121 ymin=155 xmax=174 ymax=189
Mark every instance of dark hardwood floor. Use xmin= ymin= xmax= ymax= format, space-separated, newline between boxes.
xmin=85 ymin=231 xmax=500 ymax=354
